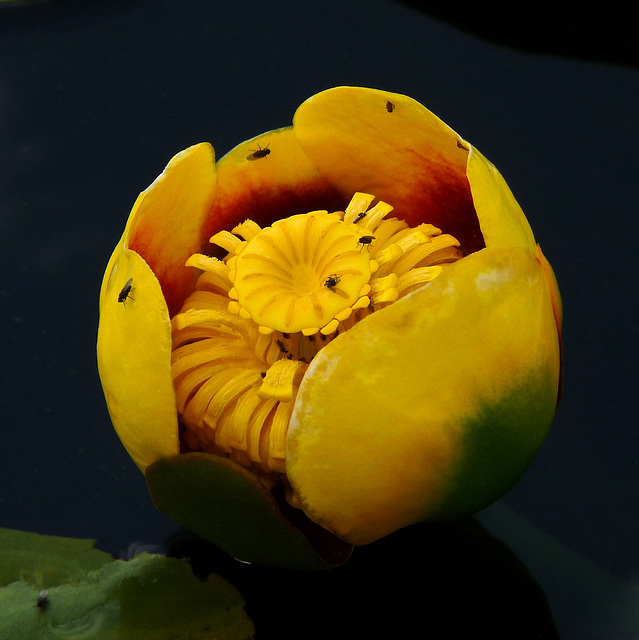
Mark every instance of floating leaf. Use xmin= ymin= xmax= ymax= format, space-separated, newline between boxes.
xmin=0 ymin=527 xmax=254 ymax=639
xmin=147 ymin=452 xmax=352 ymax=570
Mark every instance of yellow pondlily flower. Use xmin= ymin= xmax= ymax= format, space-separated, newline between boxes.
xmin=97 ymin=87 xmax=562 ymax=567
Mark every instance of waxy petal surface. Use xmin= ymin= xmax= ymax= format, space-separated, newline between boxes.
xmin=97 ymin=245 xmax=179 ymax=471
xmin=293 ymin=86 xmax=484 ymax=255
xmin=126 ymin=143 xmax=218 ymax=316
xmin=98 ymin=144 xmax=219 ymax=469
xmin=287 ymin=247 xmax=561 ymax=545
xmin=97 ymin=87 xmax=562 ymax=564
xmin=205 ymin=127 xmax=344 ymax=241
xmin=466 ymin=146 xmax=536 ymax=250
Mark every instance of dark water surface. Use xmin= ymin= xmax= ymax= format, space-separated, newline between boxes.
xmin=1 ymin=1 xmax=638 ymax=638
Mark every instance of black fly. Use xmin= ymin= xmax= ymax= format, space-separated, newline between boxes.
xmin=118 ymin=277 xmax=134 ymax=305
xmin=324 ymin=274 xmax=341 ymax=292
xmin=353 ymin=212 xmax=367 ymax=224
xmin=36 ymin=590 xmax=49 ymax=611
xmin=247 ymin=143 xmax=271 ymax=161
xmin=357 ymin=235 xmax=375 ymax=251
xmin=276 ymin=339 xmax=289 ymax=354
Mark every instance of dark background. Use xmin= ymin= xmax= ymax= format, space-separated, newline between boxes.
xmin=1 ymin=1 xmax=638 ymax=638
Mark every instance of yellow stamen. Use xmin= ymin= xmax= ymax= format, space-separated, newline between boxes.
xmin=344 ymin=192 xmax=375 ymax=223
xmin=396 ymin=266 xmax=444 ymax=296
xmin=170 ymin=192 xmax=463 ymax=485
xmin=185 ymin=253 xmax=229 ymax=277
xmin=209 ymin=230 xmax=245 ymax=255
xmin=258 ymin=358 xmax=308 ymax=402
xmin=232 ymin=219 xmax=263 ymax=241
xmin=391 ymin=233 xmax=461 ymax=275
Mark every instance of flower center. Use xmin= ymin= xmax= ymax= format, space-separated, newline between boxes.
xmin=170 ymin=193 xmax=462 ymax=488
xmin=227 ymin=211 xmax=376 ymax=336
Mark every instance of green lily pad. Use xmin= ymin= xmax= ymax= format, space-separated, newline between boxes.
xmin=0 ymin=527 xmax=254 ymax=639
xmin=146 ymin=452 xmax=352 ymax=570
xmin=0 ymin=527 xmax=113 ymax=589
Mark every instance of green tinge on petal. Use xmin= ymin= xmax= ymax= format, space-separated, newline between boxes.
xmin=431 ymin=368 xmax=558 ymax=520
xmin=146 ymin=453 xmax=352 ymax=570
xmin=287 ymin=246 xmax=561 ymax=546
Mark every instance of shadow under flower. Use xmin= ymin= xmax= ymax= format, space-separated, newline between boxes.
xmin=166 ymin=514 xmax=559 ymax=639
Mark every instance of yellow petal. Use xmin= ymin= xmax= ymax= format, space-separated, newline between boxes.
xmin=537 ymin=244 xmax=563 ymax=335
xmin=293 ymin=86 xmax=484 ymax=255
xmin=537 ymin=243 xmax=563 ymax=403
xmin=206 ymin=127 xmax=344 ymax=235
xmin=126 ymin=143 xmax=218 ymax=316
xmin=97 ymin=244 xmax=178 ymax=471
xmin=97 ymin=143 xmax=218 ymax=470
xmin=286 ymin=246 xmax=561 ymax=545
xmin=465 ymin=146 xmax=537 ymax=250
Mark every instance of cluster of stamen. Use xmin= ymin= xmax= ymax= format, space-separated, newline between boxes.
xmin=170 ymin=193 xmax=462 ymax=484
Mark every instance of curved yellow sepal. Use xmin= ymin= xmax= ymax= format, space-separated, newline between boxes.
xmin=97 ymin=143 xmax=219 ymax=471
xmin=466 ymin=146 xmax=537 ymax=250
xmin=97 ymin=244 xmax=179 ymax=471
xmin=293 ymin=87 xmax=468 ymax=194
xmin=96 ymin=88 xmax=562 ymax=563
xmin=292 ymin=86 xmax=482 ymax=254
xmin=126 ymin=142 xmax=218 ymax=317
xmin=286 ymin=246 xmax=561 ymax=545
xmin=208 ymin=127 xmax=341 ymax=233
